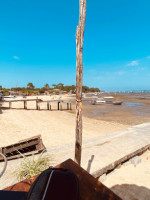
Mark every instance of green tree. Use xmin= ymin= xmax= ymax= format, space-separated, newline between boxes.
xmin=57 ymin=83 xmax=64 ymax=90
xmin=0 ymin=85 xmax=2 ymax=90
xmin=44 ymin=83 xmax=50 ymax=90
xmin=52 ymin=84 xmax=56 ymax=88
xmin=27 ymin=82 xmax=35 ymax=90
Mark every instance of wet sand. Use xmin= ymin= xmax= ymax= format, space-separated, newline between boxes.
xmin=82 ymin=93 xmax=150 ymax=125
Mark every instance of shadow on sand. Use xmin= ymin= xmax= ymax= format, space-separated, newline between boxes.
xmin=111 ymin=184 xmax=150 ymax=200
xmin=86 ymin=155 xmax=95 ymax=173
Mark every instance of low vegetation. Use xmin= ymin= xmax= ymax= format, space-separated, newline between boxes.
xmin=15 ymin=153 xmax=52 ymax=181
xmin=1 ymin=83 xmax=100 ymax=96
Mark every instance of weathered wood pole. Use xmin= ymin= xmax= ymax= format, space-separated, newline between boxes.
xmin=36 ymin=101 xmax=39 ymax=110
xmin=47 ymin=102 xmax=49 ymax=110
xmin=58 ymin=102 xmax=60 ymax=110
xmin=60 ymin=103 xmax=62 ymax=111
xmin=75 ymin=0 xmax=87 ymax=165
xmin=9 ymin=102 xmax=12 ymax=109
xmin=67 ymin=103 xmax=69 ymax=110
xmin=24 ymin=101 xmax=27 ymax=109
xmin=70 ymin=103 xmax=72 ymax=110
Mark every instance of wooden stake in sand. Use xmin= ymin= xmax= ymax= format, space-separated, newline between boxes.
xmin=75 ymin=0 xmax=87 ymax=165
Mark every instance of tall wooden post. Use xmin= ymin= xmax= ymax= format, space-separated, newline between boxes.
xmin=75 ymin=0 xmax=87 ymax=165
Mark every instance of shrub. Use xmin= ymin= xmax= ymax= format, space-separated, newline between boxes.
xmin=15 ymin=153 xmax=53 ymax=181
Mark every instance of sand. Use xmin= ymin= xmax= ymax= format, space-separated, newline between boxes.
xmin=103 ymin=151 xmax=150 ymax=200
xmin=0 ymin=95 xmax=128 ymax=148
xmin=1 ymin=94 xmax=150 ymax=199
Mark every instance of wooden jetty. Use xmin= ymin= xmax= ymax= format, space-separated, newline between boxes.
xmin=0 ymin=135 xmax=46 ymax=161
xmin=3 ymin=159 xmax=121 ymax=200
xmin=2 ymin=99 xmax=72 ymax=111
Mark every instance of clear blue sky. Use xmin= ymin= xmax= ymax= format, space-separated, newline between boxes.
xmin=0 ymin=0 xmax=150 ymax=91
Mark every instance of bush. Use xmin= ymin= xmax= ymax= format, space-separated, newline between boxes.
xmin=15 ymin=153 xmax=53 ymax=181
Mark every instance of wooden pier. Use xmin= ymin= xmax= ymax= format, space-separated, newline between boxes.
xmin=2 ymin=99 xmax=72 ymax=111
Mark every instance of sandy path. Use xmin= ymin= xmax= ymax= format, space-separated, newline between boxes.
xmin=0 ymin=108 xmax=128 ymax=148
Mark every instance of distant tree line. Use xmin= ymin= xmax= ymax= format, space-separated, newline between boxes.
xmin=0 ymin=83 xmax=100 ymax=95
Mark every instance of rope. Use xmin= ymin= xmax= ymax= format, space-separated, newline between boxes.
xmin=0 ymin=153 xmax=7 ymax=178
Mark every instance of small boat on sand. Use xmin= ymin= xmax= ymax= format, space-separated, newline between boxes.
xmin=92 ymin=96 xmax=122 ymax=105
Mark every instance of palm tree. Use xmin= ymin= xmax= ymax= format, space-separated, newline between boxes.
xmin=75 ymin=0 xmax=87 ymax=165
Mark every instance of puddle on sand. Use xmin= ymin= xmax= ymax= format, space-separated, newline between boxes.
xmin=124 ymin=102 xmax=144 ymax=107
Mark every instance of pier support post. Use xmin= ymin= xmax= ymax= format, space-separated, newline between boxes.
xmin=67 ymin=103 xmax=69 ymax=110
xmin=60 ymin=103 xmax=62 ymax=111
xmin=70 ymin=103 xmax=72 ymax=110
xmin=24 ymin=101 xmax=27 ymax=109
xmin=58 ymin=102 xmax=60 ymax=110
xmin=9 ymin=102 xmax=12 ymax=109
xmin=36 ymin=101 xmax=39 ymax=110
xmin=47 ymin=102 xmax=49 ymax=110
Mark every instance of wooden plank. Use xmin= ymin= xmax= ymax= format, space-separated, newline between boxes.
xmin=92 ymin=143 xmax=150 ymax=178
xmin=0 ymin=150 xmax=43 ymax=161
xmin=0 ymin=135 xmax=46 ymax=161
xmin=3 ymin=99 xmax=42 ymax=103
xmin=4 ymin=159 xmax=121 ymax=200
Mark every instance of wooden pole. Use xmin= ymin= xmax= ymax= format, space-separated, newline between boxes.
xmin=36 ymin=101 xmax=39 ymax=110
xmin=9 ymin=102 xmax=11 ymax=109
xmin=75 ymin=0 xmax=87 ymax=165
xmin=47 ymin=102 xmax=49 ymax=110
xmin=60 ymin=103 xmax=62 ymax=111
xmin=24 ymin=101 xmax=27 ymax=109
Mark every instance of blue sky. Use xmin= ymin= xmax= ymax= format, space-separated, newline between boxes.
xmin=0 ymin=0 xmax=150 ymax=91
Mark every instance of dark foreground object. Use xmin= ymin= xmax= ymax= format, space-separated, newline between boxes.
xmin=3 ymin=159 xmax=121 ymax=200
xmin=0 ymin=191 xmax=27 ymax=200
xmin=27 ymin=168 xmax=79 ymax=200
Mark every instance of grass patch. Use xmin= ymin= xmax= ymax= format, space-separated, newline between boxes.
xmin=15 ymin=153 xmax=53 ymax=181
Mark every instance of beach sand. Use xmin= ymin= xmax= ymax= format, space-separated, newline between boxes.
xmin=104 ymin=151 xmax=150 ymax=200
xmin=1 ymin=94 xmax=150 ymax=199
xmin=0 ymin=95 xmax=128 ymax=148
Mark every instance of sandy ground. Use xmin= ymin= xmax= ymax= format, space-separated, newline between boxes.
xmin=1 ymin=95 xmax=150 ymax=199
xmin=0 ymin=95 xmax=128 ymax=148
xmin=103 ymin=151 xmax=150 ymax=200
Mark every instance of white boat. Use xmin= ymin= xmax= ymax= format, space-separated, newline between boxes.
xmin=3 ymin=95 xmax=16 ymax=98
xmin=91 ymin=98 xmax=106 ymax=105
xmin=92 ymin=96 xmax=122 ymax=105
